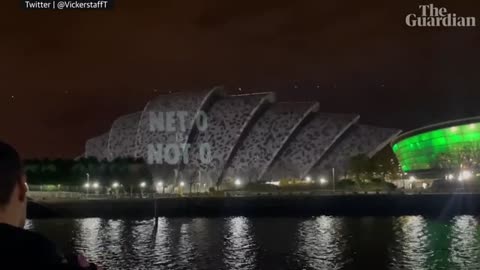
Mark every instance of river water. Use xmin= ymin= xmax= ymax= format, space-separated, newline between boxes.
xmin=26 ymin=216 xmax=480 ymax=270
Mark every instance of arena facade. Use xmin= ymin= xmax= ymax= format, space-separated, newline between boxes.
xmin=84 ymin=87 xmax=401 ymax=188
xmin=392 ymin=116 xmax=480 ymax=176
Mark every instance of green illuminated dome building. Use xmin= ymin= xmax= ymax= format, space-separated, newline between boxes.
xmin=392 ymin=116 xmax=480 ymax=177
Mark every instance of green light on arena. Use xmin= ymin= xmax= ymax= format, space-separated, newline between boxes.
xmin=392 ymin=122 xmax=480 ymax=172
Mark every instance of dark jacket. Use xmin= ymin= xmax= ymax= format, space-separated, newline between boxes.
xmin=0 ymin=223 xmax=90 ymax=269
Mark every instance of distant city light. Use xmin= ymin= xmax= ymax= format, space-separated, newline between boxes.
xmin=180 ymin=181 xmax=185 ymax=187
xmin=112 ymin=182 xmax=119 ymax=188
xmin=305 ymin=176 xmax=312 ymax=183
xmin=140 ymin=182 xmax=146 ymax=188
xmin=459 ymin=170 xmax=473 ymax=181
xmin=319 ymin=178 xmax=327 ymax=185
xmin=92 ymin=182 xmax=99 ymax=189
xmin=84 ymin=183 xmax=90 ymax=188
xmin=234 ymin=179 xmax=242 ymax=186
xmin=266 ymin=181 xmax=280 ymax=186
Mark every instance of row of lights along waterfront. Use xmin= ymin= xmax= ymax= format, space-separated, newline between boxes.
xmin=83 ymin=178 xmax=244 ymax=194
xmin=305 ymin=176 xmax=329 ymax=185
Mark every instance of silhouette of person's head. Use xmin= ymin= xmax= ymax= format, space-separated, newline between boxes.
xmin=0 ymin=141 xmax=28 ymax=227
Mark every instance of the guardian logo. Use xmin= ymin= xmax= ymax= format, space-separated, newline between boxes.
xmin=406 ymin=4 xmax=476 ymax=27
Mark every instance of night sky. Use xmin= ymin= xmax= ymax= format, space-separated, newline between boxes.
xmin=1 ymin=0 xmax=479 ymax=158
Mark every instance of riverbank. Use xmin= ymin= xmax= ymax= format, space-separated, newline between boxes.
xmin=27 ymin=193 xmax=480 ymax=218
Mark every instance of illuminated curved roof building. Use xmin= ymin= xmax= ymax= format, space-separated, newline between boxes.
xmin=84 ymin=87 xmax=400 ymax=187
xmin=392 ymin=116 xmax=480 ymax=174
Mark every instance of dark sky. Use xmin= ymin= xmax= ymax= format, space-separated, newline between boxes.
xmin=1 ymin=0 xmax=479 ymax=158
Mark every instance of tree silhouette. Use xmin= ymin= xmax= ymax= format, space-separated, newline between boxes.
xmin=348 ymin=154 xmax=373 ymax=182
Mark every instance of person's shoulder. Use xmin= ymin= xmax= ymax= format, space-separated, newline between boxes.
xmin=0 ymin=223 xmax=52 ymax=246
xmin=0 ymin=223 xmax=64 ymax=265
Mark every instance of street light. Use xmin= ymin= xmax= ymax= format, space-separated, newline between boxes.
xmin=407 ymin=176 xmax=416 ymax=189
xmin=178 ymin=181 xmax=185 ymax=195
xmin=234 ymin=178 xmax=242 ymax=187
xmin=319 ymin=178 xmax=327 ymax=185
xmin=305 ymin=176 xmax=312 ymax=183
xmin=460 ymin=170 xmax=473 ymax=181
xmin=139 ymin=181 xmax=146 ymax=197
xmin=111 ymin=182 xmax=119 ymax=198
xmin=156 ymin=181 xmax=165 ymax=194
xmin=86 ymin=173 xmax=90 ymax=197
xmin=92 ymin=182 xmax=99 ymax=189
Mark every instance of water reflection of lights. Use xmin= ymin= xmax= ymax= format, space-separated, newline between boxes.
xmin=450 ymin=216 xmax=479 ymax=268
xmin=75 ymin=218 xmax=102 ymax=263
xmin=297 ymin=216 xmax=345 ymax=269
xmin=189 ymin=219 xmax=212 ymax=256
xmin=391 ymin=216 xmax=429 ymax=270
xmin=224 ymin=217 xmax=256 ymax=270
xmin=23 ymin=216 xmax=480 ymax=269
xmin=72 ymin=218 xmax=178 ymax=269
xmin=176 ymin=222 xmax=195 ymax=268
xmin=151 ymin=217 xmax=174 ymax=267
xmin=130 ymin=220 xmax=153 ymax=265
